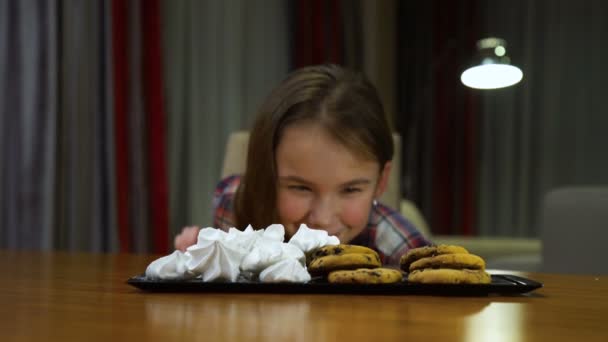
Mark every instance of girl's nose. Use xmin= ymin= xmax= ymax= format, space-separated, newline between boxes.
xmin=307 ymin=196 xmax=337 ymax=230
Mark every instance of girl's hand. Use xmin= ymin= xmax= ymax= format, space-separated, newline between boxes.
xmin=174 ymin=226 xmax=200 ymax=252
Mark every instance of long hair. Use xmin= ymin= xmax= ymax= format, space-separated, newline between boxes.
xmin=234 ymin=64 xmax=393 ymax=229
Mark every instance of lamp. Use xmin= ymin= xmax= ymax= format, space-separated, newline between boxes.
xmin=461 ymin=37 xmax=523 ymax=89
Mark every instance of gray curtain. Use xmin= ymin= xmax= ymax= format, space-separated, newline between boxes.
xmin=127 ymin=0 xmax=149 ymax=252
xmin=477 ymin=0 xmax=608 ymax=236
xmin=0 ymin=0 xmax=126 ymax=251
xmin=57 ymin=0 xmax=117 ymax=252
xmin=0 ymin=0 xmax=59 ymax=249
xmin=162 ymin=0 xmax=290 ymax=235
xmin=0 ymin=0 xmax=59 ymax=250
xmin=360 ymin=0 xmax=398 ymax=128
xmin=0 ymin=0 xmax=119 ymax=252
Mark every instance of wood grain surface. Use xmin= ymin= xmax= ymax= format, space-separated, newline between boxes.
xmin=1 ymin=250 xmax=607 ymax=341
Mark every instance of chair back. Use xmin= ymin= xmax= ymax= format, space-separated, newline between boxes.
xmin=541 ymin=186 xmax=608 ymax=275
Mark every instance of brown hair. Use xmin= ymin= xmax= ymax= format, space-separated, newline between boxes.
xmin=234 ymin=64 xmax=393 ymax=229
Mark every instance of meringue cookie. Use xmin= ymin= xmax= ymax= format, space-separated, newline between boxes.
xmin=259 ymin=258 xmax=312 ymax=283
xmin=146 ymin=223 xmax=337 ymax=282
xmin=240 ymin=238 xmax=285 ymax=273
xmin=240 ymin=237 xmax=307 ymax=273
xmin=145 ymin=250 xmax=192 ymax=280
xmin=225 ymin=225 xmax=263 ymax=253
xmin=186 ymin=231 xmax=247 ymax=282
xmin=263 ymin=224 xmax=286 ymax=242
xmin=280 ymin=242 xmax=306 ymax=264
xmin=196 ymin=227 xmax=227 ymax=245
xmin=288 ymin=223 xmax=340 ymax=253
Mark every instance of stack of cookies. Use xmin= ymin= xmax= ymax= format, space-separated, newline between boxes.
xmin=307 ymin=244 xmax=403 ymax=284
xmin=400 ymin=245 xmax=491 ymax=284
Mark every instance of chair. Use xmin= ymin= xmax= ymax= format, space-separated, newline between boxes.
xmin=541 ymin=186 xmax=608 ymax=275
xmin=220 ymin=131 xmax=432 ymax=237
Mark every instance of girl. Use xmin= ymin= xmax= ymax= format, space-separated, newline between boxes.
xmin=174 ymin=64 xmax=429 ymax=265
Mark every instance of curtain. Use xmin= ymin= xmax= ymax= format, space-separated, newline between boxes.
xmin=1 ymin=0 xmax=291 ymax=252
xmin=359 ymin=0 xmax=398 ymax=129
xmin=396 ymin=0 xmax=608 ymax=237
xmin=291 ymin=0 xmax=344 ymax=68
xmin=57 ymin=0 xmax=115 ymax=252
xmin=291 ymin=0 xmax=396 ymax=126
xmin=162 ymin=0 xmax=290 ymax=237
xmin=477 ymin=0 xmax=608 ymax=236
xmin=395 ymin=0 xmax=480 ymax=236
xmin=0 ymin=0 xmax=169 ymax=253
xmin=0 ymin=0 xmax=59 ymax=250
xmin=111 ymin=0 xmax=169 ymax=253
xmin=7 ymin=0 xmax=602 ymax=251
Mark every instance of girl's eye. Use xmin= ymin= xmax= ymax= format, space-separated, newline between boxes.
xmin=288 ymin=185 xmax=311 ymax=192
xmin=342 ymin=186 xmax=362 ymax=194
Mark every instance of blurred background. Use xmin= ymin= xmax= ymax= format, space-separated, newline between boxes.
xmin=1 ymin=0 xmax=607 ymax=264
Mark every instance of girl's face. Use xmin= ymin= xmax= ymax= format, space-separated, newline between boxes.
xmin=275 ymin=122 xmax=391 ymax=243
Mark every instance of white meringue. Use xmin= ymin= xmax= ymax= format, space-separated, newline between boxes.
xmin=263 ymin=224 xmax=286 ymax=241
xmin=288 ymin=223 xmax=340 ymax=253
xmin=259 ymin=258 xmax=311 ymax=283
xmin=240 ymin=237 xmax=306 ymax=273
xmin=280 ymin=242 xmax=306 ymax=264
xmin=145 ymin=250 xmax=192 ymax=280
xmin=196 ymin=227 xmax=227 ymax=244
xmin=145 ymin=223 xmax=338 ymax=283
xmin=225 ymin=225 xmax=263 ymax=252
xmin=240 ymin=238 xmax=285 ymax=273
xmin=185 ymin=229 xmax=247 ymax=282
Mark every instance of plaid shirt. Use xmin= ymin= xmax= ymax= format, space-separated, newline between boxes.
xmin=213 ymin=175 xmax=430 ymax=266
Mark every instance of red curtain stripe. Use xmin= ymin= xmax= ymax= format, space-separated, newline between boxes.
xmin=294 ymin=0 xmax=343 ymax=68
xmin=311 ymin=0 xmax=324 ymax=64
xmin=295 ymin=0 xmax=312 ymax=68
xmin=141 ymin=0 xmax=169 ymax=254
xmin=328 ymin=0 xmax=342 ymax=64
xmin=111 ymin=0 xmax=169 ymax=253
xmin=430 ymin=0 xmax=479 ymax=236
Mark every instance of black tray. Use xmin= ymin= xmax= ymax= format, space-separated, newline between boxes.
xmin=127 ymin=274 xmax=542 ymax=296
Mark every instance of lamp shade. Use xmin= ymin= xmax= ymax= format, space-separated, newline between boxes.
xmin=461 ymin=37 xmax=523 ymax=89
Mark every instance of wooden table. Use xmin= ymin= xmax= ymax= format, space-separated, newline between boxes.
xmin=1 ymin=251 xmax=607 ymax=342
